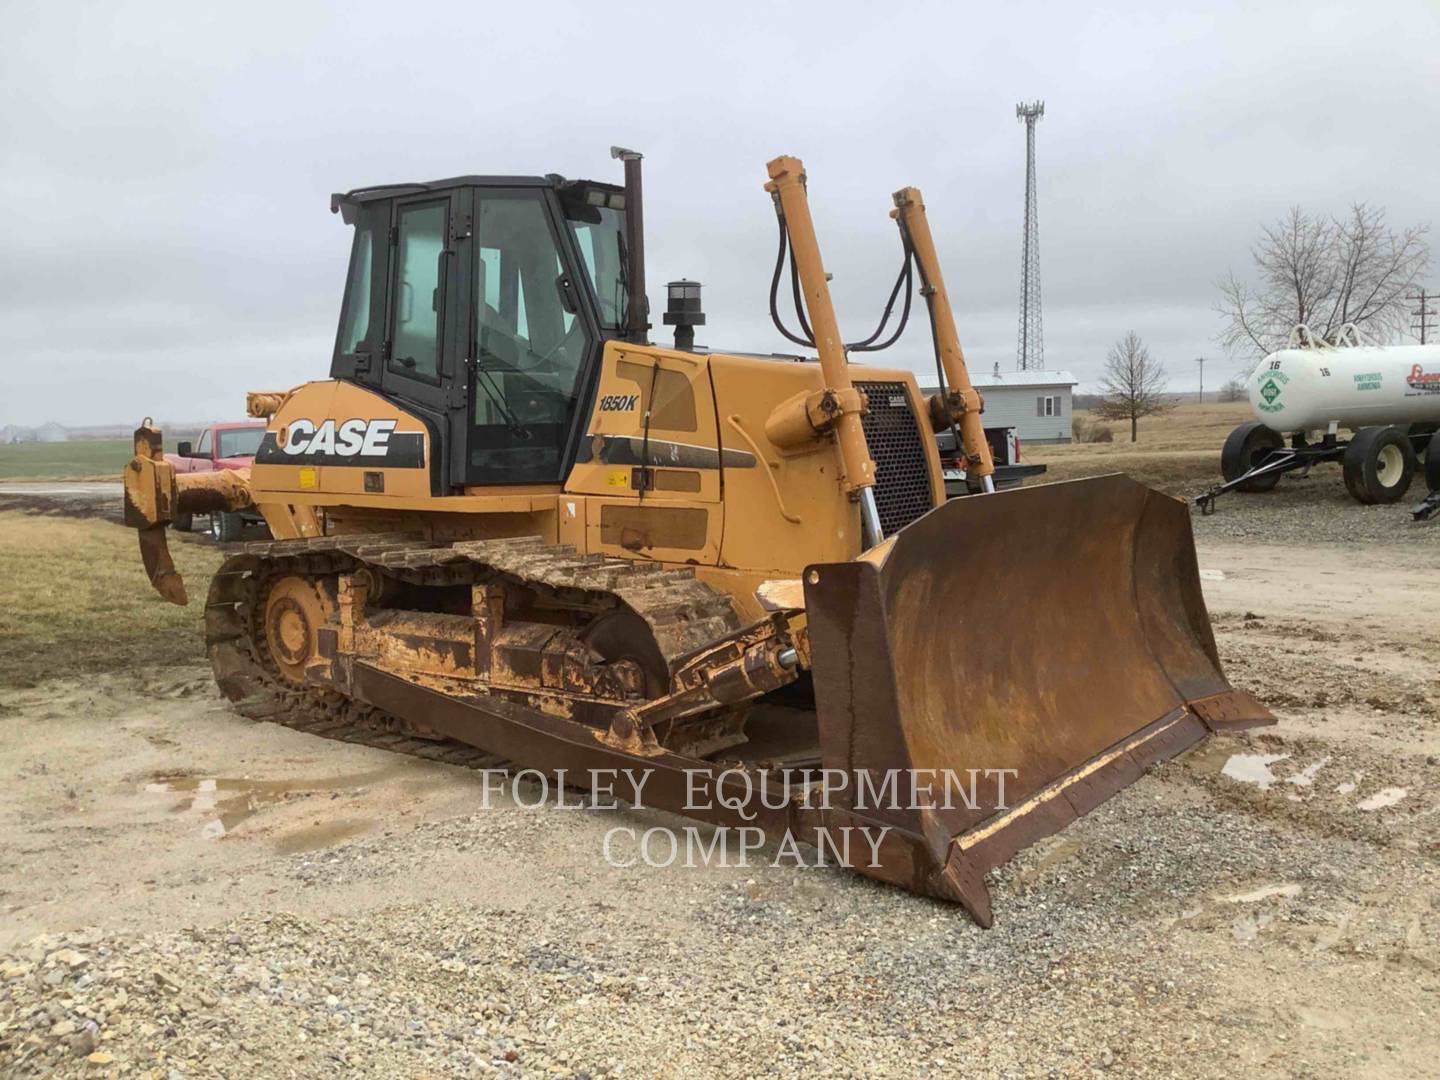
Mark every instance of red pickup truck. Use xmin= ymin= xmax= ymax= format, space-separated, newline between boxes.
xmin=165 ymin=421 xmax=267 ymax=540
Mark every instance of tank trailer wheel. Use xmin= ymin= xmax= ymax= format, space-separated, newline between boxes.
xmin=261 ymin=575 xmax=332 ymax=685
xmin=173 ymin=512 xmax=194 ymax=532
xmin=1427 ymin=435 xmax=1440 ymax=494
xmin=1220 ymin=422 xmax=1285 ymax=492
xmin=1343 ymin=426 xmax=1416 ymax=504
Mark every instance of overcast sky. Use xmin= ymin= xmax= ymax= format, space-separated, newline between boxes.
xmin=3 ymin=0 xmax=1438 ymax=426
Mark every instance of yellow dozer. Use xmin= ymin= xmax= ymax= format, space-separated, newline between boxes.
xmin=122 ymin=151 xmax=1271 ymax=925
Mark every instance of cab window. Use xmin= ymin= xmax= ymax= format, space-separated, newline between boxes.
xmin=389 ymin=201 xmax=447 ymax=381
xmin=336 ymin=204 xmax=382 ymax=359
xmin=195 ymin=429 xmax=211 ymax=456
xmin=469 ymin=193 xmax=592 ymax=484
xmin=567 ymin=206 xmax=627 ymax=328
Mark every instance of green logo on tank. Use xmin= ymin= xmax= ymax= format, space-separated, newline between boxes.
xmin=1256 ymin=370 xmax=1288 ymax=413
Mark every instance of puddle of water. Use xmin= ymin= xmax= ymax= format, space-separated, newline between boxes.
xmin=1222 ymin=883 xmax=1302 ymax=903
xmin=273 ymin=818 xmax=373 ymax=855
xmin=1232 ymin=912 xmax=1273 ymax=943
xmin=1285 ymin=756 xmax=1331 ymax=787
xmin=1357 ymin=787 xmax=1407 ymax=812
xmin=1221 ymin=753 xmax=1290 ymax=790
xmin=141 ymin=766 xmax=408 ymax=837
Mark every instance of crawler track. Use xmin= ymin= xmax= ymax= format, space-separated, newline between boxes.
xmin=202 ymin=532 xmax=744 ymax=770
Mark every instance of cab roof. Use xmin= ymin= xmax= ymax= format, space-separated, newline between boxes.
xmin=329 ymin=174 xmax=621 ymax=219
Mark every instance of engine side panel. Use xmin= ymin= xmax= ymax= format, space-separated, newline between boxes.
xmin=564 ymin=342 xmax=725 ymax=564
xmin=251 ymin=381 xmax=435 ymax=501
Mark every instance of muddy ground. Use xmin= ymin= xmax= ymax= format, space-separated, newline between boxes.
xmin=0 ymin=504 xmax=1436 ymax=1076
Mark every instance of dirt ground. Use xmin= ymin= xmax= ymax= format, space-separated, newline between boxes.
xmin=0 ymin=501 xmax=1436 ymax=1076
xmin=1028 ymin=402 xmax=1254 ymax=492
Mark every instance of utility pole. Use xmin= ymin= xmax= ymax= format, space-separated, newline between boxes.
xmin=1409 ymin=287 xmax=1436 ymax=344
xmin=1015 ymin=101 xmax=1045 ymax=371
xmin=1195 ymin=357 xmax=1205 ymax=403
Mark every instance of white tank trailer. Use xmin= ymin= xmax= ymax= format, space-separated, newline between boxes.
xmin=1197 ymin=326 xmax=1440 ymax=520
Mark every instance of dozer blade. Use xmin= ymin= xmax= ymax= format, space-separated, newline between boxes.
xmin=803 ymin=474 xmax=1273 ymax=926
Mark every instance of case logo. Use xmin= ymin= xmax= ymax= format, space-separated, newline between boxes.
xmin=599 ymin=394 xmax=640 ymax=413
xmin=255 ymin=417 xmax=424 ymax=469
xmin=283 ymin=418 xmax=395 ymax=457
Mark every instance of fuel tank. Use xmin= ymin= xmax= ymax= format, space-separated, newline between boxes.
xmin=1249 ymin=342 xmax=1440 ymax=433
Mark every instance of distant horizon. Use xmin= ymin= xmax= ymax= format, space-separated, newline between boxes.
xmin=1 ymin=387 xmax=1255 ymax=438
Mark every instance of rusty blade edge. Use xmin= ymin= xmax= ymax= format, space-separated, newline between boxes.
xmin=948 ymin=688 xmax=1274 ymax=869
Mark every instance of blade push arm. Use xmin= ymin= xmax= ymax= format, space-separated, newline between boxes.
xmin=891 ymin=187 xmax=996 ymax=487
xmin=123 ymin=421 xmax=254 ymax=605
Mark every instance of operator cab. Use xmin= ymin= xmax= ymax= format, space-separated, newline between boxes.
xmin=329 ymin=175 xmax=630 ymax=491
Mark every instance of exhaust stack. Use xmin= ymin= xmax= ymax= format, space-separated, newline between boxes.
xmin=611 ymin=146 xmax=648 ymax=344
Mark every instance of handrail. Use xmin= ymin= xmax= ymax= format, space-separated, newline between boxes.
xmin=725 ymin=415 xmax=801 ymax=524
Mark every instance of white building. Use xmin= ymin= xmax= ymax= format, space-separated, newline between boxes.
xmin=921 ymin=369 xmax=1078 ymax=445
xmin=1 ymin=422 xmax=69 ymax=443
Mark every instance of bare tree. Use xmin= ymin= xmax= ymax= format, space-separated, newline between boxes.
xmin=1218 ymin=376 xmax=1247 ymax=403
xmin=1096 ymin=331 xmax=1173 ymax=442
xmin=1217 ymin=204 xmax=1429 ymax=367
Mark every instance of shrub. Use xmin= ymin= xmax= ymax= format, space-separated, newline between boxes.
xmin=1072 ymin=416 xmax=1116 ymax=443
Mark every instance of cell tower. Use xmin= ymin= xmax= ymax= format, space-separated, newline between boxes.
xmin=1015 ymin=100 xmax=1045 ymax=370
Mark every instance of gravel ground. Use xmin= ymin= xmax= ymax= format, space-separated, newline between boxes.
xmin=2 ymin=653 xmax=1435 ymax=1078
xmin=1 ymin=506 xmax=1436 ymax=1077
xmin=2 ymin=760 xmax=1434 ymax=1079
xmin=1189 ymin=467 xmax=1438 ymax=545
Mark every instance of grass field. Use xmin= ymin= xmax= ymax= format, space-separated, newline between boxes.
xmin=1027 ymin=402 xmax=1249 ymax=494
xmin=0 ymin=511 xmax=222 ymax=687
xmin=0 ymin=439 xmax=133 ymax=480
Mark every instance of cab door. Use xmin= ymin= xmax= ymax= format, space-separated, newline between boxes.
xmin=461 ymin=189 xmax=598 ymax=486
xmin=380 ymin=192 xmax=469 ymax=414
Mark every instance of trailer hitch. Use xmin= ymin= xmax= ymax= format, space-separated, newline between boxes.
xmin=1194 ymin=449 xmax=1301 ymax=514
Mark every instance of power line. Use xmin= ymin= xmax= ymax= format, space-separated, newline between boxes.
xmin=1015 ymin=100 xmax=1045 ymax=371
xmin=1409 ymin=287 xmax=1436 ymax=344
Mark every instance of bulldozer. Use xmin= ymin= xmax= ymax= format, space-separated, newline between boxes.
xmin=122 ymin=150 xmax=1271 ymax=926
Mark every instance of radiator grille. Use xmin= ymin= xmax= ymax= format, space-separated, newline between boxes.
xmin=855 ymin=380 xmax=935 ymax=535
